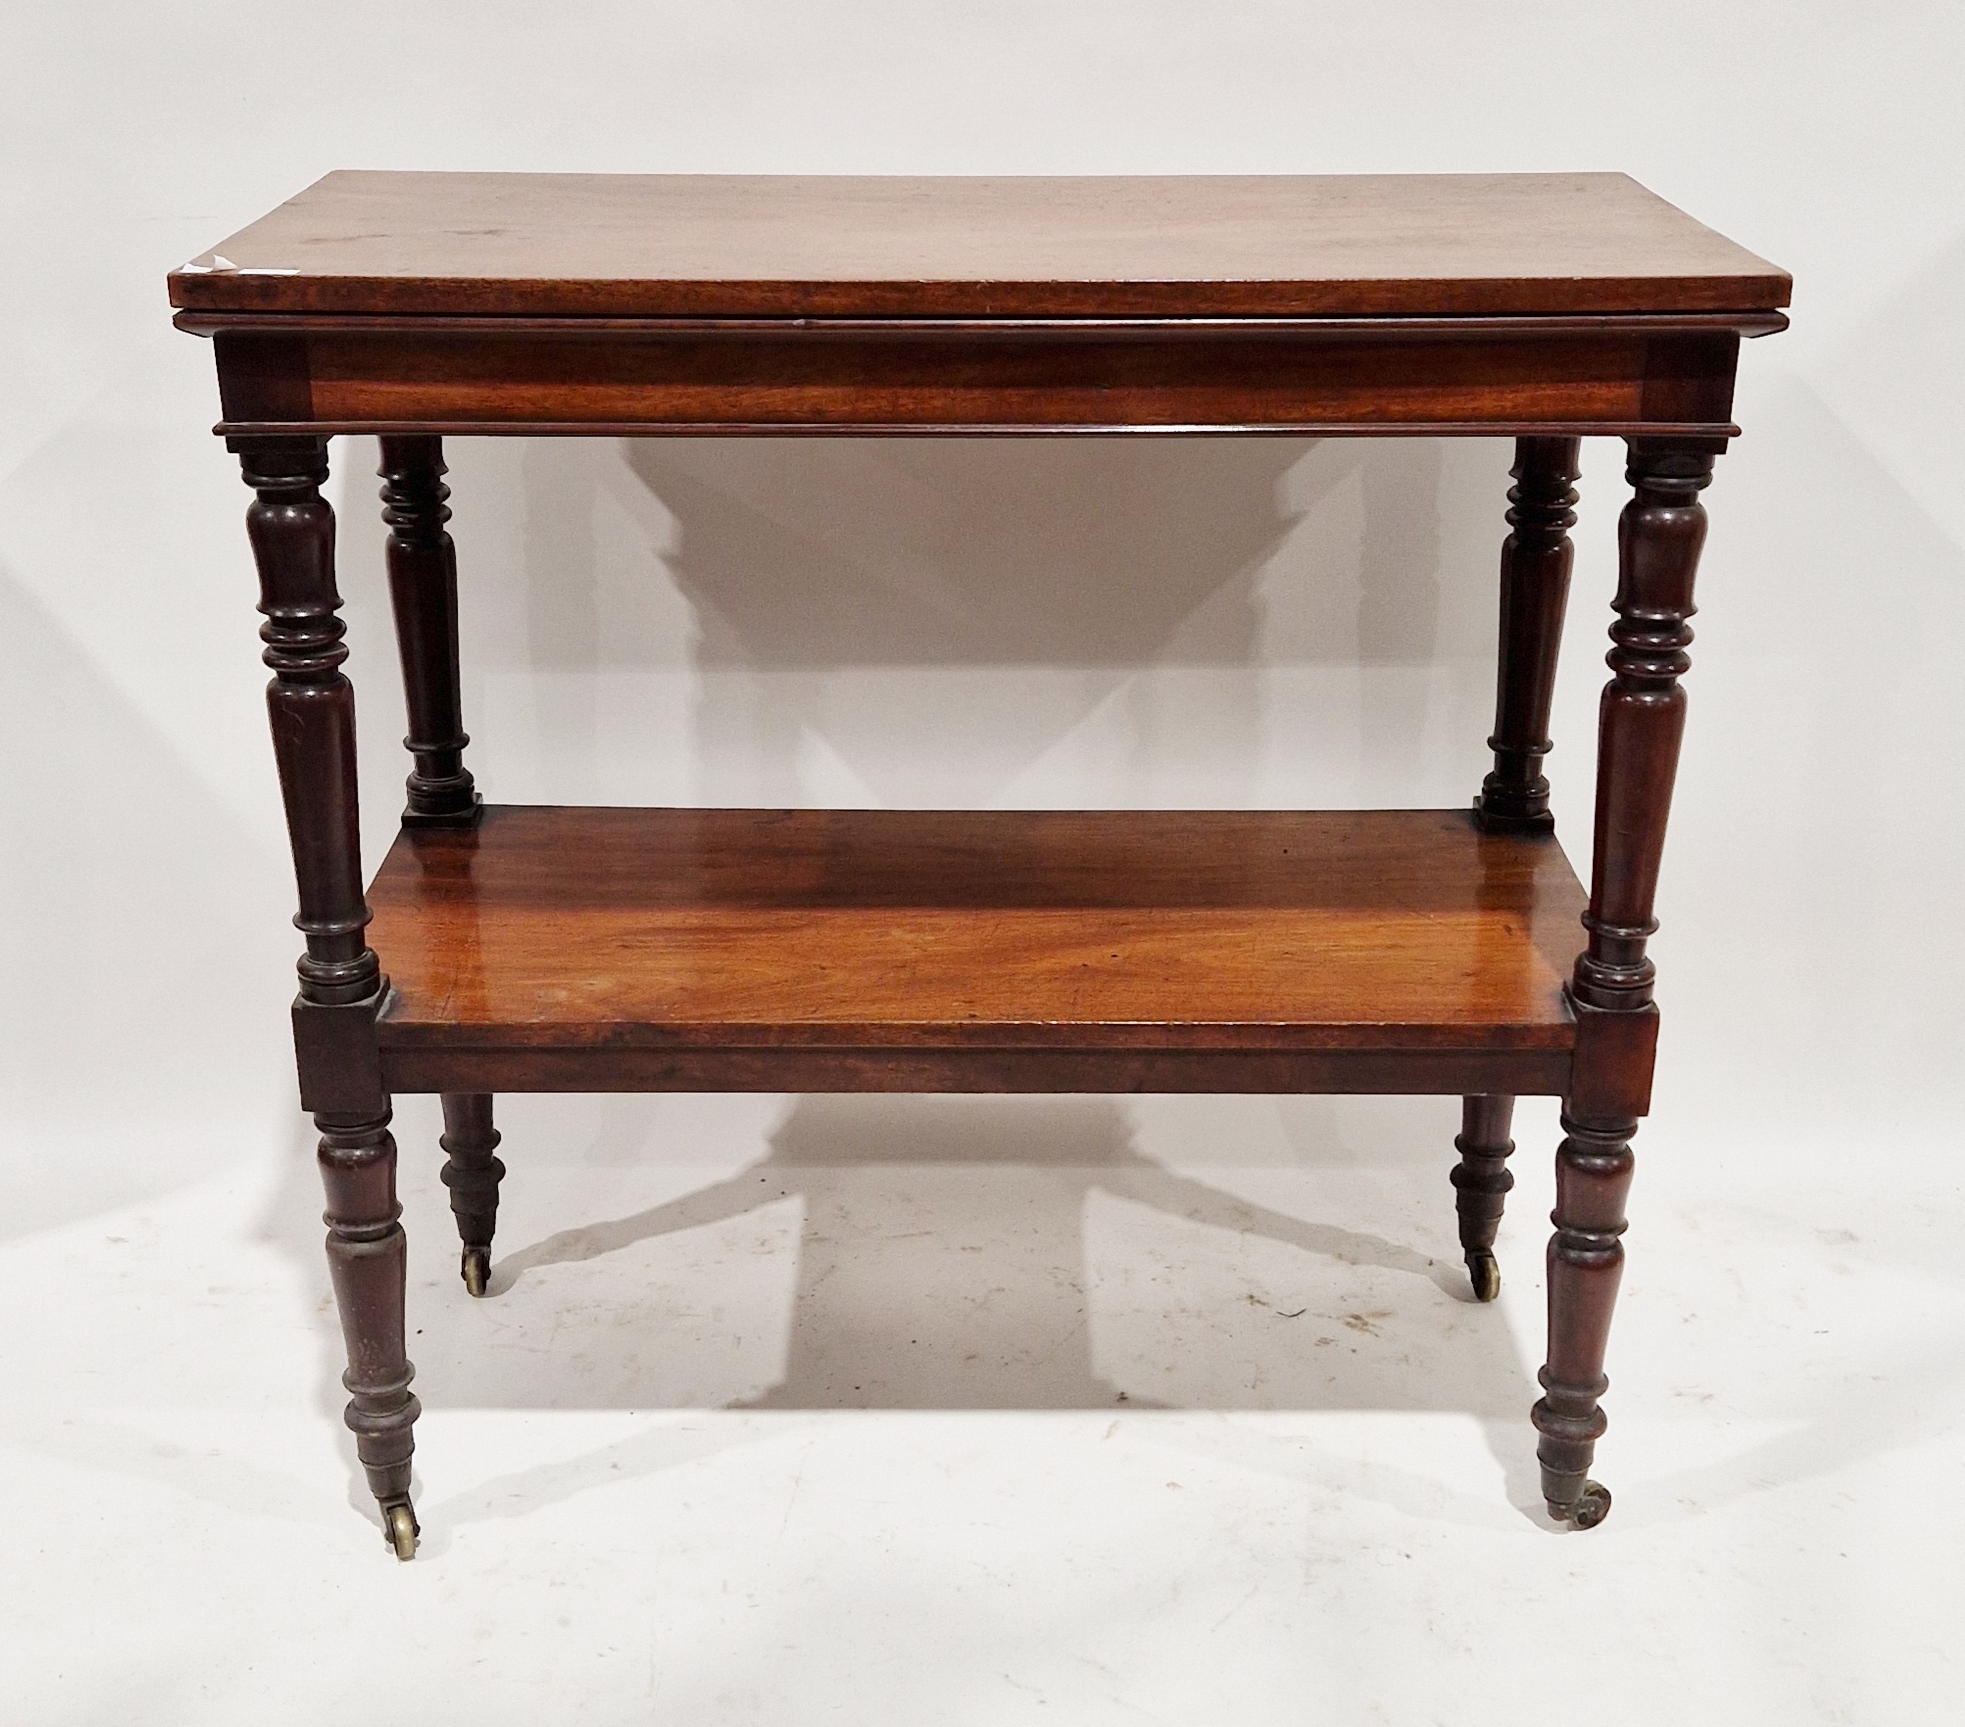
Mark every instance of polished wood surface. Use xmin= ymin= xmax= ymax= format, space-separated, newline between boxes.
xmin=170 ymin=172 xmax=1790 ymax=319
xmin=316 ymin=1110 xmax=418 ymax=1549
xmin=1571 ymin=443 xmax=1709 ymax=1024
xmin=179 ymin=173 xmax=1786 ymax=440
xmin=1532 ymin=439 xmax=1715 ymax=1524
xmin=1452 ymin=1094 xmax=1518 ymax=1303
xmin=1476 ymin=437 xmax=1580 ymax=833
xmin=242 ymin=435 xmax=415 ymax=1552
xmin=366 ymin=806 xmax=1584 ymax=1070
xmin=240 ymin=437 xmax=391 ymax=1118
xmin=179 ymin=174 xmax=1786 ymax=1543
xmin=438 ymin=1092 xmax=502 ymax=1299
xmin=378 ymin=436 xmax=480 ymax=827
xmin=196 ymin=318 xmax=1754 ymax=439
xmin=241 ymin=440 xmax=378 ymax=1007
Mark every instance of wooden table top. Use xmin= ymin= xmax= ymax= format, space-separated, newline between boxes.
xmin=168 ymin=171 xmax=1790 ymax=321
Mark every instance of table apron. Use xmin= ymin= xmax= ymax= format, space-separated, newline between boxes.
xmin=205 ymin=323 xmax=1744 ymax=438
xmin=378 ymin=1045 xmax=1578 ymax=1096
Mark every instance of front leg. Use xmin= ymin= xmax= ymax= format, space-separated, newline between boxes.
xmin=1536 ymin=438 xmax=1715 ymax=1528
xmin=241 ymin=436 xmax=419 ymax=1559
xmin=318 ymin=1109 xmax=420 ymax=1559
xmin=1537 ymin=1112 xmax=1632 ymax=1528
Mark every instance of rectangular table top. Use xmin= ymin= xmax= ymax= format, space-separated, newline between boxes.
xmin=169 ymin=171 xmax=1790 ymax=322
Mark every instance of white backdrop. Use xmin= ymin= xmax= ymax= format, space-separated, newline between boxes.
xmin=4 ymin=5 xmax=1963 ymax=1721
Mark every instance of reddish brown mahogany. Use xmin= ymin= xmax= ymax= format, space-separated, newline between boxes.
xmin=378 ymin=436 xmax=480 ymax=827
xmin=1452 ymin=1096 xmax=1517 ymax=1303
xmin=190 ymin=316 xmax=1761 ymax=440
xmin=1530 ymin=443 xmax=1715 ymax=1521
xmin=169 ymin=172 xmax=1791 ymax=319
xmin=239 ymin=440 xmax=414 ymax=1539
xmin=1477 ymin=437 xmax=1581 ymax=834
xmin=178 ymin=174 xmax=1785 ymax=1549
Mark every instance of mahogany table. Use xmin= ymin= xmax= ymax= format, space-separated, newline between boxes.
xmin=169 ymin=172 xmax=1789 ymax=1559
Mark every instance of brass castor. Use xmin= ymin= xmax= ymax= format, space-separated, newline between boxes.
xmin=383 ymin=1500 xmax=419 ymax=1561
xmin=461 ymin=1246 xmax=490 ymax=1298
xmin=1551 ymin=1482 xmax=1612 ymax=1530
xmin=1466 ymin=1252 xmax=1501 ymax=1303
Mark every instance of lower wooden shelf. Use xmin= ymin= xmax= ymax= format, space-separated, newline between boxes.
xmin=366 ymin=805 xmax=1586 ymax=1096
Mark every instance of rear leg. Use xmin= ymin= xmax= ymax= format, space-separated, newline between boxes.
xmin=1451 ymin=1094 xmax=1515 ymax=1302
xmin=440 ymin=1093 xmax=504 ymax=1297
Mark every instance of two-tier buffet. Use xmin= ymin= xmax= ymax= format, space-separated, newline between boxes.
xmin=169 ymin=172 xmax=1789 ymax=1558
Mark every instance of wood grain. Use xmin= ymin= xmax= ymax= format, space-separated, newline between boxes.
xmin=201 ymin=322 xmax=1746 ymax=439
xmin=365 ymin=807 xmax=1586 ymax=1071
xmin=182 ymin=179 xmax=1785 ymax=1541
xmin=169 ymin=172 xmax=1790 ymax=319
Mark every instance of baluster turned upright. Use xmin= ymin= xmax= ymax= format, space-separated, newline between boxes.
xmin=376 ymin=436 xmax=506 ymax=1300
xmin=1453 ymin=437 xmax=1581 ymax=1300
xmin=240 ymin=436 xmax=420 ymax=1561
xmin=378 ymin=435 xmax=480 ymax=826
xmin=1535 ymin=438 xmax=1715 ymax=1529
xmin=1477 ymin=436 xmax=1581 ymax=835
xmin=440 ymin=1093 xmax=504 ymax=1298
xmin=1452 ymin=1096 xmax=1516 ymax=1303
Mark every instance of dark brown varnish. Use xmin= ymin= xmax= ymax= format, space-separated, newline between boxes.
xmin=378 ymin=436 xmax=480 ymax=827
xmin=439 ymin=1093 xmax=503 ymax=1298
xmin=193 ymin=318 xmax=1757 ymax=440
xmin=1534 ymin=441 xmax=1714 ymax=1522
xmin=240 ymin=437 xmax=415 ymax=1542
xmin=179 ymin=173 xmax=1783 ymax=1549
xmin=1452 ymin=1095 xmax=1517 ymax=1302
xmin=1477 ymin=437 xmax=1581 ymax=833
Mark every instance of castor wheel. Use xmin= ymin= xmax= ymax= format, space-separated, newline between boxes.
xmin=1551 ymin=1482 xmax=1612 ymax=1529
xmin=461 ymin=1246 xmax=490 ymax=1298
xmin=383 ymin=1500 xmax=419 ymax=1561
xmin=1466 ymin=1252 xmax=1500 ymax=1303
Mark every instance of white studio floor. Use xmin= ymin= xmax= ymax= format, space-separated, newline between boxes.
xmin=3 ymin=1089 xmax=1959 ymax=1725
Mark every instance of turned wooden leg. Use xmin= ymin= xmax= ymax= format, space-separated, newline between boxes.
xmin=440 ymin=1092 xmax=504 ymax=1297
xmin=1536 ymin=438 xmax=1715 ymax=1529
xmin=241 ymin=435 xmax=419 ymax=1559
xmin=1536 ymin=1111 xmax=1632 ymax=1528
xmin=379 ymin=435 xmax=481 ymax=827
xmin=1476 ymin=436 xmax=1580 ymax=834
xmin=318 ymin=1109 xmax=421 ymax=1558
xmin=1451 ymin=1094 xmax=1515 ymax=1301
xmin=381 ymin=442 xmax=506 ymax=1305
